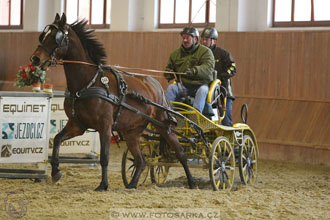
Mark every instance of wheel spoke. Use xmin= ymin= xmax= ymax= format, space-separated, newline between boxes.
xmin=227 ymin=179 xmax=232 ymax=188
xmin=243 ymin=164 xmax=247 ymax=172
xmin=241 ymin=153 xmax=246 ymax=161
xmin=247 ymin=140 xmax=251 ymax=148
xmin=226 ymin=165 xmax=235 ymax=171
xmin=221 ymin=172 xmax=225 ymax=189
xmin=225 ymin=151 xmax=233 ymax=162
xmin=213 ymin=167 xmax=221 ymax=175
xmin=224 ymin=143 xmax=230 ymax=157
xmin=245 ymin=166 xmax=250 ymax=179
xmin=156 ymin=166 xmax=162 ymax=174
xmin=249 ymin=166 xmax=255 ymax=178
xmin=130 ymin=166 xmax=136 ymax=178
xmin=128 ymin=163 xmax=135 ymax=170
xmin=249 ymin=146 xmax=255 ymax=157
xmin=222 ymin=182 xmax=226 ymax=190
xmin=216 ymin=179 xmax=221 ymax=188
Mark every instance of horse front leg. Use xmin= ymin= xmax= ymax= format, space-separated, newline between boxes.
xmin=51 ymin=120 xmax=85 ymax=183
xmin=95 ymin=130 xmax=111 ymax=192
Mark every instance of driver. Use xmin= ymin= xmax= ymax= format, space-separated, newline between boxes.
xmin=164 ymin=26 xmax=215 ymax=113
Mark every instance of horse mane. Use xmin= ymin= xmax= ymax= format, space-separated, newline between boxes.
xmin=70 ymin=20 xmax=107 ymax=65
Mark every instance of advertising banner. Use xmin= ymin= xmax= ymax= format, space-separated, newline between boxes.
xmin=49 ymin=97 xmax=99 ymax=154
xmin=0 ymin=96 xmax=50 ymax=163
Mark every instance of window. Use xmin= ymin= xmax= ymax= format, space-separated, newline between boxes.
xmin=273 ymin=0 xmax=330 ymax=27
xmin=0 ymin=0 xmax=24 ymax=29
xmin=159 ymin=0 xmax=216 ymax=28
xmin=65 ymin=0 xmax=111 ymax=29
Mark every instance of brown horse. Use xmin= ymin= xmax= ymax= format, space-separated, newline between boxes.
xmin=30 ymin=13 xmax=195 ymax=191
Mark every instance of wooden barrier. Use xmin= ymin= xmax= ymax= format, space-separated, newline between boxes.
xmin=232 ymin=96 xmax=330 ymax=166
xmin=0 ymin=30 xmax=329 ymax=165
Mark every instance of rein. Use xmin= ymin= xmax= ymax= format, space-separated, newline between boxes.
xmin=57 ymin=59 xmax=98 ymax=67
xmin=56 ymin=59 xmax=187 ymax=78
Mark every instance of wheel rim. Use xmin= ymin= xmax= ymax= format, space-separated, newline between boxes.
xmin=209 ymin=137 xmax=235 ymax=191
xmin=121 ymin=146 xmax=150 ymax=187
xmin=239 ymin=135 xmax=257 ymax=184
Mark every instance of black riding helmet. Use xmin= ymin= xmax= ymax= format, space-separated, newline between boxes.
xmin=180 ymin=26 xmax=199 ymax=40
xmin=201 ymin=27 xmax=218 ymax=40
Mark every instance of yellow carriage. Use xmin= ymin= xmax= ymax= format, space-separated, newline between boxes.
xmin=122 ymin=80 xmax=258 ymax=191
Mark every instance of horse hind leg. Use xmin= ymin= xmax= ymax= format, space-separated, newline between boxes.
xmin=51 ymin=120 xmax=85 ymax=183
xmin=157 ymin=129 xmax=196 ymax=189
xmin=123 ymin=132 xmax=146 ymax=189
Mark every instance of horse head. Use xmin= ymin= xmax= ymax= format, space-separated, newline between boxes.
xmin=30 ymin=13 xmax=69 ymax=70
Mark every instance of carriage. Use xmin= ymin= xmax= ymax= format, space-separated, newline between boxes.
xmin=122 ymin=79 xmax=258 ymax=191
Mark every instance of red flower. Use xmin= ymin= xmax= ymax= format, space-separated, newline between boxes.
xmin=28 ymin=63 xmax=33 ymax=68
xmin=22 ymin=72 xmax=28 ymax=80
xmin=31 ymin=66 xmax=35 ymax=71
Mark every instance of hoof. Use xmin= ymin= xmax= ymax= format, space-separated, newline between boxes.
xmin=189 ymin=181 xmax=197 ymax=189
xmin=52 ymin=171 xmax=62 ymax=183
xmin=94 ymin=185 xmax=108 ymax=192
xmin=126 ymin=183 xmax=137 ymax=189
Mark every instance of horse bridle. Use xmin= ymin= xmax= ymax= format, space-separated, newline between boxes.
xmin=38 ymin=24 xmax=69 ymax=68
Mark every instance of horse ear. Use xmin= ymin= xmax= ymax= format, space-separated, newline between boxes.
xmin=59 ymin=13 xmax=67 ymax=27
xmin=54 ymin=13 xmax=60 ymax=23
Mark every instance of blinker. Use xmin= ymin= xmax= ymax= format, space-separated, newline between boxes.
xmin=39 ymin=24 xmax=68 ymax=47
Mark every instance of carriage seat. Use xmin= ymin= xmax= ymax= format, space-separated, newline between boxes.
xmin=174 ymin=78 xmax=227 ymax=121
xmin=205 ymin=79 xmax=227 ymax=120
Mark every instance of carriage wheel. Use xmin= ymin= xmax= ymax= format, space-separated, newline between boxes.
xmin=209 ymin=136 xmax=235 ymax=191
xmin=239 ymin=135 xmax=257 ymax=184
xmin=150 ymin=150 xmax=170 ymax=184
xmin=121 ymin=146 xmax=151 ymax=187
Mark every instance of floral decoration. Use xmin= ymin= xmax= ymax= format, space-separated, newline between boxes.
xmin=15 ymin=63 xmax=47 ymax=88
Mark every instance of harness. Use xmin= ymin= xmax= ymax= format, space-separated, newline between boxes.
xmin=65 ymin=65 xmax=128 ymax=131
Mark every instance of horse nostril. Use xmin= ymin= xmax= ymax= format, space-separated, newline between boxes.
xmin=30 ymin=56 xmax=40 ymax=66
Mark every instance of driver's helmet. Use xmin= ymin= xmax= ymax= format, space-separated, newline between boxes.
xmin=201 ymin=27 xmax=218 ymax=40
xmin=180 ymin=26 xmax=199 ymax=40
